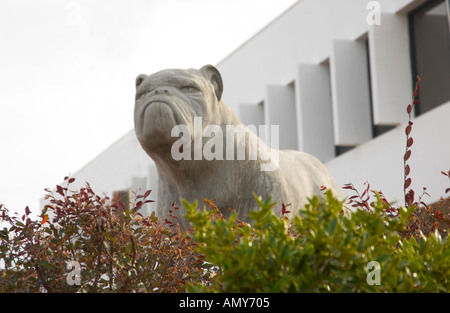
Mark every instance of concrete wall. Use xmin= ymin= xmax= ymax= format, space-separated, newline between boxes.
xmin=217 ymin=0 xmax=419 ymax=164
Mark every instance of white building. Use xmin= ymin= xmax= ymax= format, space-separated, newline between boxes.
xmin=59 ymin=0 xmax=450 ymax=214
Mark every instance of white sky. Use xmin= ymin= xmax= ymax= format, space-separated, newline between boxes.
xmin=0 ymin=0 xmax=298 ymax=216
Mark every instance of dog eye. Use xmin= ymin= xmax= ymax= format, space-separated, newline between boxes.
xmin=180 ymin=86 xmax=200 ymax=93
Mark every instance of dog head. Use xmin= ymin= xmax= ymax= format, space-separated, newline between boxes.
xmin=134 ymin=65 xmax=223 ymax=156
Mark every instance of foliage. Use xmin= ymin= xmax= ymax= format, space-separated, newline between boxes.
xmin=0 ymin=178 xmax=212 ymax=292
xmin=184 ymin=191 xmax=449 ymax=293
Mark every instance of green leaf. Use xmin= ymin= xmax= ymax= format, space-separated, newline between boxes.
xmin=328 ymin=217 xmax=338 ymax=236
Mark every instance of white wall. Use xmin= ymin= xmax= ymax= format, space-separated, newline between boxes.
xmin=216 ymin=0 xmax=418 ymax=161
xmin=217 ymin=0 xmax=415 ymax=112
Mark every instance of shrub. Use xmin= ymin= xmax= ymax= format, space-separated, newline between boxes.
xmin=0 ymin=178 xmax=213 ymax=292
xmin=184 ymin=191 xmax=449 ymax=293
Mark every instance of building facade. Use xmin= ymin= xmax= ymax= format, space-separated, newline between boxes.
xmin=60 ymin=0 xmax=450 ymax=214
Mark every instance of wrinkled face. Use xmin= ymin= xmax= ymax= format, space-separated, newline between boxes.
xmin=134 ymin=66 xmax=223 ymax=156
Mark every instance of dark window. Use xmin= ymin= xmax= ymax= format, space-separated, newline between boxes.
xmin=335 ymin=145 xmax=355 ymax=156
xmin=409 ymin=0 xmax=450 ymax=115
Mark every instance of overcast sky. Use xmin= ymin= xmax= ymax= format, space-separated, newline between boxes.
xmin=0 ymin=0 xmax=298 ymax=216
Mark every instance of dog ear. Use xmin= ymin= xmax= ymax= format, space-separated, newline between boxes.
xmin=200 ymin=65 xmax=223 ymax=101
xmin=135 ymin=74 xmax=148 ymax=89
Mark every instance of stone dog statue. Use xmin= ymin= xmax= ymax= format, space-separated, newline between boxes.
xmin=134 ymin=65 xmax=343 ymax=230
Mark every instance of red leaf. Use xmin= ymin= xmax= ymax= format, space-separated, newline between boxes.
xmin=25 ymin=206 xmax=31 ymax=216
xmin=144 ymin=189 xmax=152 ymax=198
xmin=445 ymin=188 xmax=450 ymax=194
xmin=41 ymin=214 xmax=49 ymax=225
xmin=413 ymin=91 xmax=418 ymax=97
xmin=361 ymin=188 xmax=368 ymax=198
xmin=281 ymin=203 xmax=291 ymax=215
xmin=56 ymin=185 xmax=64 ymax=196
xmin=413 ymin=99 xmax=419 ymax=105
xmin=407 ymin=137 xmax=414 ymax=148
xmin=405 ymin=164 xmax=410 ymax=176
xmin=405 ymin=125 xmax=412 ymax=136
xmin=404 ymin=178 xmax=412 ymax=189
xmin=342 ymin=183 xmax=354 ymax=190
xmin=404 ymin=150 xmax=412 ymax=162
xmin=68 ymin=178 xmax=75 ymax=184
xmin=405 ymin=189 xmax=414 ymax=206
xmin=22 ymin=214 xmax=25 ymax=221
xmin=407 ymin=105 xmax=412 ymax=114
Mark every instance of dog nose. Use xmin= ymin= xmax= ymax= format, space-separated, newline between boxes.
xmin=154 ymin=88 xmax=171 ymax=96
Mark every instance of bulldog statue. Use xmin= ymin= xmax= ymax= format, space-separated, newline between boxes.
xmin=134 ymin=65 xmax=343 ymax=230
